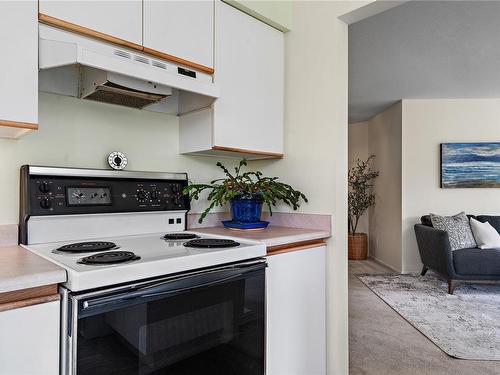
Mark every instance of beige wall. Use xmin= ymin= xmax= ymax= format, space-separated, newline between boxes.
xmin=348 ymin=121 xmax=369 ymax=234
xmin=402 ymin=99 xmax=500 ymax=272
xmin=0 ymin=93 xmax=240 ymax=225
xmin=357 ymin=99 xmax=500 ymax=273
xmin=253 ymin=2 xmax=370 ymax=373
xmin=368 ymin=102 xmax=402 ymax=272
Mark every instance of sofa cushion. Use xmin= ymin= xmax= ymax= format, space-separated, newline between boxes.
xmin=421 ymin=215 xmax=433 ymax=227
xmin=476 ymin=215 xmax=500 ymax=235
xmin=421 ymin=214 xmax=476 ymax=227
xmin=470 ymin=218 xmax=500 ymax=249
xmin=430 ymin=212 xmax=477 ymax=250
xmin=453 ymin=248 xmax=500 ymax=275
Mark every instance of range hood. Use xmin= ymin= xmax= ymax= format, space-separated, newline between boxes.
xmin=38 ymin=24 xmax=218 ymax=115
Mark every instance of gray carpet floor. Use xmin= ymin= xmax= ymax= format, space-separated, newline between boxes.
xmin=348 ymin=260 xmax=500 ymax=375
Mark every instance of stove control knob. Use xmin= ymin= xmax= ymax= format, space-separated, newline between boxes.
xmin=136 ymin=190 xmax=146 ymax=201
xmin=39 ymin=182 xmax=50 ymax=193
xmin=150 ymin=190 xmax=159 ymax=200
xmin=40 ymin=198 xmax=51 ymax=209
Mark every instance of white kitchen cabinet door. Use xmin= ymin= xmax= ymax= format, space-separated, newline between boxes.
xmin=144 ymin=0 xmax=214 ymax=70
xmin=0 ymin=301 xmax=60 ymax=375
xmin=39 ymin=0 xmax=142 ymax=45
xmin=266 ymin=246 xmax=326 ymax=375
xmin=0 ymin=1 xmax=38 ymax=138
xmin=214 ymin=1 xmax=284 ymax=155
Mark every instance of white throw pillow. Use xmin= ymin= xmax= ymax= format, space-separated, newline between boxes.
xmin=469 ymin=218 xmax=500 ymax=249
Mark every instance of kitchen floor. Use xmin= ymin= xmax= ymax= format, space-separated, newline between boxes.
xmin=348 ymin=260 xmax=500 ymax=375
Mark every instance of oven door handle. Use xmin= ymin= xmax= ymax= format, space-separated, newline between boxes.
xmin=82 ymin=273 xmax=242 ymax=310
xmin=138 ymin=273 xmax=243 ymax=299
xmin=79 ymin=262 xmax=265 ymax=315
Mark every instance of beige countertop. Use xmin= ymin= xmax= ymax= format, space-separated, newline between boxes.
xmin=193 ymin=226 xmax=331 ymax=249
xmin=0 ymin=246 xmax=66 ymax=294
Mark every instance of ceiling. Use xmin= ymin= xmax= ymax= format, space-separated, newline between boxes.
xmin=348 ymin=1 xmax=500 ymax=123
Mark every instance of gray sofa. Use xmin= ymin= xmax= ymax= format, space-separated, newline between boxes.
xmin=414 ymin=215 xmax=500 ymax=294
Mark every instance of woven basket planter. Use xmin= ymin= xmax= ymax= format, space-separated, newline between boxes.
xmin=348 ymin=233 xmax=368 ymax=260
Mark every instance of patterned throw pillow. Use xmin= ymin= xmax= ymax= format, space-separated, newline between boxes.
xmin=430 ymin=212 xmax=477 ymax=250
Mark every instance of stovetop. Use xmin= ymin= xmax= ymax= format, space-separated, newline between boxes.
xmin=22 ymin=231 xmax=266 ymax=291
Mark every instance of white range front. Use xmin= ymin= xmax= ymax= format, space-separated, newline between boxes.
xmin=22 ymin=231 xmax=265 ymax=291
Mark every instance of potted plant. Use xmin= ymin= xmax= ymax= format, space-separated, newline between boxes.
xmin=183 ymin=159 xmax=308 ymax=228
xmin=348 ymin=155 xmax=379 ymax=260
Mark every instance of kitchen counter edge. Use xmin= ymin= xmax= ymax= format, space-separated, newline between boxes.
xmin=192 ymin=226 xmax=331 ymax=254
xmin=0 ymin=245 xmax=66 ymax=294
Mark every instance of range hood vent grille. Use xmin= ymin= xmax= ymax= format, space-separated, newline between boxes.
xmin=113 ymin=49 xmax=132 ymax=60
xmin=83 ymin=81 xmax=168 ymax=109
xmin=152 ymin=61 xmax=167 ymax=70
xmin=133 ymin=55 xmax=149 ymax=65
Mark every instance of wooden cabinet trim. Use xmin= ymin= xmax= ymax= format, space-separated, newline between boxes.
xmin=267 ymin=239 xmax=326 ymax=256
xmin=143 ymin=47 xmax=214 ymax=75
xmin=0 ymin=294 xmax=60 ymax=312
xmin=212 ymin=145 xmax=284 ymax=158
xmin=38 ymin=13 xmax=214 ymax=75
xmin=0 ymin=284 xmax=58 ymax=305
xmin=0 ymin=119 xmax=38 ymax=130
xmin=0 ymin=284 xmax=59 ymax=312
xmin=38 ymin=13 xmax=143 ymax=51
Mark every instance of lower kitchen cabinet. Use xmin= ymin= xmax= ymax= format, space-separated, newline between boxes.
xmin=0 ymin=300 xmax=60 ymax=375
xmin=266 ymin=244 xmax=326 ymax=375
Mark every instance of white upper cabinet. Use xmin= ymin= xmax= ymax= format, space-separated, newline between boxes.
xmin=213 ymin=1 xmax=284 ymax=155
xmin=39 ymin=0 xmax=143 ymax=46
xmin=179 ymin=1 xmax=284 ymax=159
xmin=143 ymin=0 xmax=214 ymax=71
xmin=0 ymin=0 xmax=38 ymax=139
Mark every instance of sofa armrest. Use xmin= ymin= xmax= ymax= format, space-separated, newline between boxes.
xmin=414 ymin=224 xmax=455 ymax=278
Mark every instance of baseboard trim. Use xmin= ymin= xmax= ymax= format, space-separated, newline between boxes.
xmin=368 ymin=255 xmax=400 ymax=273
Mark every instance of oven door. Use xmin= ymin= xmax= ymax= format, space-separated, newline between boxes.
xmin=62 ymin=260 xmax=266 ymax=375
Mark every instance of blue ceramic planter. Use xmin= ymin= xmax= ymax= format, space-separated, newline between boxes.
xmin=230 ymin=197 xmax=263 ymax=223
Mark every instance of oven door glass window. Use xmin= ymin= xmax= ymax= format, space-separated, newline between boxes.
xmin=73 ymin=265 xmax=265 ymax=375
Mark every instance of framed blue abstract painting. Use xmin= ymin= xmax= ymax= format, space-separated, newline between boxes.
xmin=441 ymin=143 xmax=500 ymax=188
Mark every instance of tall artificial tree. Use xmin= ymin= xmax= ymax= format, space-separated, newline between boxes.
xmin=348 ymin=155 xmax=379 ymax=235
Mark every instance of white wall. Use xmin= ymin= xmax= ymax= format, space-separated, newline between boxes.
xmin=348 ymin=121 xmax=369 ymax=234
xmin=253 ymin=2 xmax=371 ymax=373
xmin=367 ymin=102 xmax=402 ymax=271
xmin=402 ymin=99 xmax=500 ymax=272
xmin=0 ymin=93 xmax=239 ymax=225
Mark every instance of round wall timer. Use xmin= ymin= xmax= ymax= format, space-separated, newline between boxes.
xmin=107 ymin=151 xmax=128 ymax=170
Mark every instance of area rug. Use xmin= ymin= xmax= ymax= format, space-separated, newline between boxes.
xmin=356 ymin=272 xmax=500 ymax=360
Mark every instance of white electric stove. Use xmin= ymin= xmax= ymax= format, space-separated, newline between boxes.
xmin=19 ymin=165 xmax=265 ymax=292
xmin=19 ymin=165 xmax=267 ymax=375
